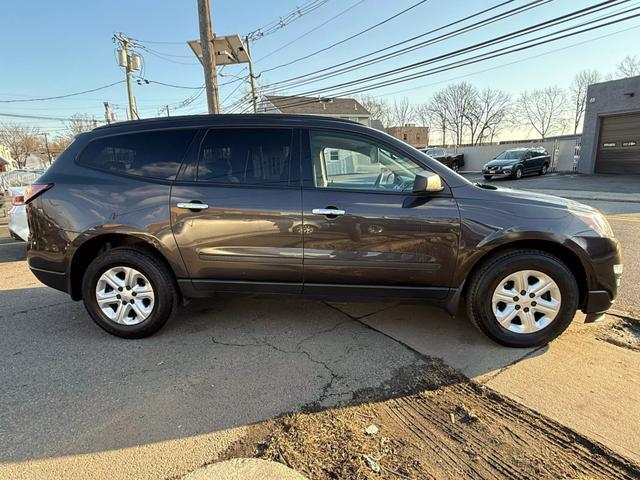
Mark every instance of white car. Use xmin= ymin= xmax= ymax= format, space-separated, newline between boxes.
xmin=8 ymin=186 xmax=28 ymax=241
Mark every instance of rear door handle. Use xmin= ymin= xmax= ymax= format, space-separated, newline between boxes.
xmin=177 ymin=202 xmax=209 ymax=210
xmin=312 ymin=208 xmax=346 ymax=216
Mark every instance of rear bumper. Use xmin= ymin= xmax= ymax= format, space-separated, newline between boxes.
xmin=29 ymin=266 xmax=69 ymax=294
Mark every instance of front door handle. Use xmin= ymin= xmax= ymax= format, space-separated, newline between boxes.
xmin=177 ymin=202 xmax=209 ymax=210
xmin=312 ymin=208 xmax=346 ymax=216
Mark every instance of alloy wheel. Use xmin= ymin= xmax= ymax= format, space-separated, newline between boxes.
xmin=491 ymin=270 xmax=561 ymax=334
xmin=95 ymin=266 xmax=155 ymax=325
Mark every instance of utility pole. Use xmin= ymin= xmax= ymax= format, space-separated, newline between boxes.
xmin=40 ymin=133 xmax=52 ymax=165
xmin=245 ymin=36 xmax=258 ymax=113
xmin=165 ymin=105 xmax=170 ymax=117
xmin=103 ymin=102 xmax=113 ymax=124
xmin=197 ymin=0 xmax=220 ymax=114
xmin=113 ymin=33 xmax=139 ymax=120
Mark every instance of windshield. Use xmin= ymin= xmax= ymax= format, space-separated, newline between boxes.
xmin=495 ymin=150 xmax=525 ymax=160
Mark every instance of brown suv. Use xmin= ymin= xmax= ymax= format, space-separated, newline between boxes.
xmin=25 ymin=115 xmax=622 ymax=347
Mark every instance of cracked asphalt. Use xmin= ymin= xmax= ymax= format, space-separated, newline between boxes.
xmin=0 ymin=227 xmax=429 ymax=478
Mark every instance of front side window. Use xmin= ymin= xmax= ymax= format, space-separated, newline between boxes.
xmin=496 ymin=150 xmax=526 ymax=160
xmin=197 ymin=128 xmax=292 ymax=186
xmin=78 ymin=129 xmax=197 ymax=180
xmin=309 ymin=130 xmax=424 ymax=192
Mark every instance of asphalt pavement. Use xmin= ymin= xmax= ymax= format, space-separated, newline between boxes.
xmin=1 ymin=174 xmax=639 ymax=478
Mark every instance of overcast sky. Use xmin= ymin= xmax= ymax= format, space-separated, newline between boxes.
xmin=1 ymin=0 xmax=639 ymax=135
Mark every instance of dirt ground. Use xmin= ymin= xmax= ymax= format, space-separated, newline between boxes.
xmin=223 ymin=359 xmax=640 ymax=480
xmin=597 ymin=314 xmax=640 ymax=352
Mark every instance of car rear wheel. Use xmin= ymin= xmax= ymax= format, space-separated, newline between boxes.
xmin=81 ymin=247 xmax=178 ymax=338
xmin=466 ymin=249 xmax=579 ymax=347
xmin=450 ymin=161 xmax=459 ymax=172
xmin=513 ymin=166 xmax=523 ymax=179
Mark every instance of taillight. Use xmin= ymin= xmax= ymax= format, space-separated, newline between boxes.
xmin=24 ymin=183 xmax=54 ymax=204
xmin=12 ymin=195 xmax=25 ymax=206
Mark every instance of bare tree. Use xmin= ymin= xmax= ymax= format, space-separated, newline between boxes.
xmin=464 ymin=88 xmax=511 ymax=144
xmin=516 ymin=86 xmax=568 ymax=139
xmin=436 ymin=82 xmax=476 ymax=145
xmin=570 ymin=69 xmax=600 ymax=134
xmin=50 ymin=136 xmax=73 ymax=157
xmin=0 ymin=124 xmax=43 ymax=169
xmin=425 ymin=92 xmax=449 ymax=146
xmin=357 ymin=94 xmax=391 ymax=127
xmin=615 ymin=55 xmax=640 ymax=78
xmin=66 ymin=113 xmax=96 ymax=137
xmin=389 ymin=97 xmax=415 ymax=126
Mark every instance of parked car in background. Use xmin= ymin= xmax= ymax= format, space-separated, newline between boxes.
xmin=25 ymin=115 xmax=622 ymax=348
xmin=482 ymin=147 xmax=550 ymax=180
xmin=8 ymin=186 xmax=28 ymax=241
xmin=420 ymin=147 xmax=464 ymax=172
xmin=1 ymin=169 xmax=45 ymax=242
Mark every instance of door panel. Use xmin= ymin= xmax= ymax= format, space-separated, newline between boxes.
xmin=302 ymin=190 xmax=459 ymax=297
xmin=301 ymin=128 xmax=460 ymax=298
xmin=171 ymin=127 xmax=303 ymax=293
xmin=171 ymin=186 xmax=303 ymax=289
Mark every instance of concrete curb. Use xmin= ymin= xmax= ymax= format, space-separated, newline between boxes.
xmin=182 ymin=458 xmax=309 ymax=480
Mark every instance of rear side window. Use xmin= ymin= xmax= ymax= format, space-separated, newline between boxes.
xmin=78 ymin=129 xmax=197 ymax=180
xmin=197 ymin=128 xmax=292 ymax=186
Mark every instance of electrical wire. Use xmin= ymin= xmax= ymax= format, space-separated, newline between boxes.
xmin=263 ymin=0 xmax=631 ymax=102
xmin=247 ymin=0 xmax=331 ymax=40
xmin=265 ymin=0 xmax=544 ymax=90
xmin=249 ymin=5 xmax=640 ymax=112
xmin=0 ymin=81 xmax=125 ymax=104
xmin=254 ymin=0 xmax=368 ymax=63
xmin=259 ymin=0 xmax=431 ymax=71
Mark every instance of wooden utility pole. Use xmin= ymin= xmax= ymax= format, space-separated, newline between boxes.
xmin=103 ymin=101 xmax=112 ymax=124
xmin=40 ymin=133 xmax=52 ymax=165
xmin=197 ymin=0 xmax=220 ymax=114
xmin=245 ymin=36 xmax=258 ymax=113
xmin=113 ymin=33 xmax=138 ymax=120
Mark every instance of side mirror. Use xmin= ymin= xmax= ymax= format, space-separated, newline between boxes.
xmin=413 ymin=171 xmax=444 ymax=193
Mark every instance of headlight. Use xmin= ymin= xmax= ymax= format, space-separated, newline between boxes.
xmin=570 ymin=208 xmax=614 ymax=237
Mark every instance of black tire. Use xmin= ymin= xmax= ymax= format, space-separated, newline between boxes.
xmin=465 ymin=249 xmax=579 ymax=347
xmin=539 ymin=163 xmax=549 ymax=175
xmin=483 ymin=175 xmax=492 ymax=181
xmin=450 ymin=161 xmax=459 ymax=172
xmin=81 ymin=247 xmax=178 ymax=339
xmin=512 ymin=166 xmax=523 ymax=180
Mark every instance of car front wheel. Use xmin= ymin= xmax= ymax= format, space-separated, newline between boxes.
xmin=81 ymin=247 xmax=178 ymax=338
xmin=466 ymin=249 xmax=579 ymax=347
xmin=513 ymin=166 xmax=523 ymax=179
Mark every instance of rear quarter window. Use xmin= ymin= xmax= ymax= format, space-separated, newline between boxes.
xmin=77 ymin=129 xmax=197 ymax=180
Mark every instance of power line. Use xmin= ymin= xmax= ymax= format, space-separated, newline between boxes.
xmin=264 ymin=0 xmax=631 ymax=102
xmin=265 ymin=0 xmax=538 ymax=90
xmin=135 ymin=78 xmax=207 ymax=89
xmin=0 ymin=112 xmax=103 ymax=123
xmin=0 ymin=81 xmax=124 ymax=104
xmin=254 ymin=0 xmax=368 ymax=63
xmin=247 ymin=0 xmax=331 ymax=40
xmin=249 ymin=4 xmax=639 ymax=112
xmin=259 ymin=0 xmax=431 ymax=71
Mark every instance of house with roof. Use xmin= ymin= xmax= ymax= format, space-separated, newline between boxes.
xmin=259 ymin=95 xmax=371 ymax=127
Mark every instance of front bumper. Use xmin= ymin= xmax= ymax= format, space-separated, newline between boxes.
xmin=578 ymin=236 xmax=622 ymax=313
xmin=29 ymin=265 xmax=69 ymax=294
xmin=483 ymin=168 xmax=513 ymax=177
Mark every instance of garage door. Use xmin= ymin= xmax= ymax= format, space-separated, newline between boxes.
xmin=595 ymin=113 xmax=640 ymax=174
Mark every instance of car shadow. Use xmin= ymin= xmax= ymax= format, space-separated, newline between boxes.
xmin=0 ymin=287 xmax=546 ymax=465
